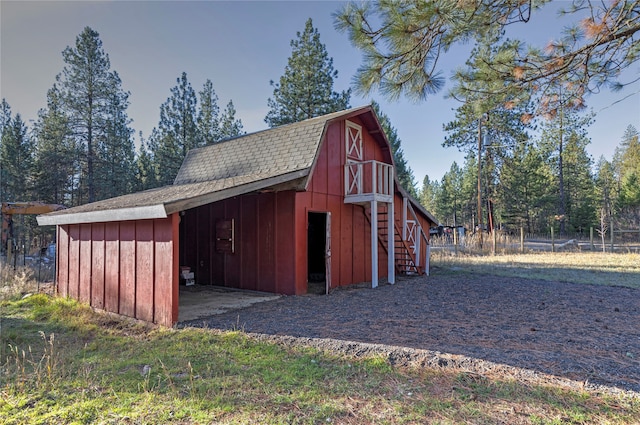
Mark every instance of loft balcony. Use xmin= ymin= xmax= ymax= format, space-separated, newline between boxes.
xmin=344 ymin=160 xmax=394 ymax=204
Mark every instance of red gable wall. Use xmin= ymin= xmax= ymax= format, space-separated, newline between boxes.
xmin=293 ymin=117 xmax=394 ymax=292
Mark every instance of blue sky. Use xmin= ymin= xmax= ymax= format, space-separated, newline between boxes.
xmin=1 ymin=0 xmax=639 ymax=184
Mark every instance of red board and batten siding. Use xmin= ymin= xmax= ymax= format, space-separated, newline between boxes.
xmin=294 ymin=118 xmax=393 ymax=291
xmin=56 ymin=215 xmax=179 ymax=327
xmin=178 ymin=190 xmax=297 ymax=294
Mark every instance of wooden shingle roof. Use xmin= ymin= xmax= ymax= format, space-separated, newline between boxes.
xmin=38 ymin=106 xmax=372 ymax=226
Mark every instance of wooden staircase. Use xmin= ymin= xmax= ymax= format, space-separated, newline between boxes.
xmin=364 ymin=204 xmax=424 ymax=275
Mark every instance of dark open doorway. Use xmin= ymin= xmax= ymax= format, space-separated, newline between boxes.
xmin=307 ymin=212 xmax=330 ymax=294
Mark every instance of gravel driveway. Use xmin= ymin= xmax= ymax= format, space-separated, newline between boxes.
xmin=182 ymin=271 xmax=640 ymax=394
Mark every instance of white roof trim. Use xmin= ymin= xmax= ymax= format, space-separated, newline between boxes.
xmin=37 ymin=204 xmax=168 ymax=226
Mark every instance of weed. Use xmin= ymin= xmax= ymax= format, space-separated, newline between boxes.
xmin=0 ymin=265 xmax=39 ymax=301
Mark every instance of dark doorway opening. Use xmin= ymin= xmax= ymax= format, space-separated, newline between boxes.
xmin=308 ymin=212 xmax=329 ymax=294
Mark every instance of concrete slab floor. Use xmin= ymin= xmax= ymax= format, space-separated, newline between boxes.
xmin=178 ymin=285 xmax=281 ymax=323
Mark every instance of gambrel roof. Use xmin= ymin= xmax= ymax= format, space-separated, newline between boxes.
xmin=39 ymin=106 xmax=391 ymax=226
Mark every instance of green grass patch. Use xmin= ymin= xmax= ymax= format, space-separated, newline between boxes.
xmin=2 ymin=293 xmax=639 ymax=424
xmin=432 ymin=252 xmax=640 ymax=288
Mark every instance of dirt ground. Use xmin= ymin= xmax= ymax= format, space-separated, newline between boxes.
xmin=182 ymin=270 xmax=640 ymax=394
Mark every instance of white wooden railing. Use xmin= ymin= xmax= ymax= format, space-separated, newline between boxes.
xmin=402 ymin=197 xmax=430 ymax=268
xmin=344 ymin=160 xmax=393 ymax=203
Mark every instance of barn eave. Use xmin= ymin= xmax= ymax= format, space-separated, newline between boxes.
xmin=37 ymin=169 xmax=310 ymax=226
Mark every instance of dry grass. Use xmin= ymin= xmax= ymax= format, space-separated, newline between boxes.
xmin=0 ymin=265 xmax=39 ymax=301
xmin=431 ymin=251 xmax=640 ymax=288
xmin=3 ymin=294 xmax=640 ymax=424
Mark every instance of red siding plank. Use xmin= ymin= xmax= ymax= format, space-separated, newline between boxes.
xmin=294 ymin=192 xmax=310 ymax=294
xmin=209 ymin=202 xmax=225 ymax=286
xmin=326 ymin=122 xmax=343 ymax=196
xmin=275 ymin=191 xmax=296 ymax=294
xmin=79 ymin=224 xmax=92 ymax=304
xmin=354 ymin=206 xmax=367 ymax=283
xmin=257 ymin=194 xmax=276 ymax=292
xmin=224 ymin=198 xmax=241 ymax=289
xmin=119 ymin=222 xmax=136 ymax=318
xmin=91 ymin=224 xmax=105 ymax=309
xmin=154 ymin=216 xmax=174 ymax=327
xmin=240 ymin=195 xmax=258 ymax=290
xmin=339 ymin=204 xmax=352 ymax=287
xmin=104 ymin=222 xmax=120 ymax=313
xmin=136 ymin=220 xmax=155 ymax=322
xmin=196 ymin=207 xmax=211 ymax=285
xmin=68 ymin=225 xmax=80 ymax=300
xmin=171 ymin=213 xmax=180 ymax=324
xmin=326 ymin=195 xmax=342 ymax=289
xmin=57 ymin=225 xmax=69 ymax=298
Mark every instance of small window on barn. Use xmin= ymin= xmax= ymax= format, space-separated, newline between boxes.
xmin=345 ymin=120 xmax=363 ymax=161
xmin=216 ymin=219 xmax=234 ymax=254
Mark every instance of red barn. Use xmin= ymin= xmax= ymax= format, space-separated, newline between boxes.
xmin=38 ymin=106 xmax=437 ymax=327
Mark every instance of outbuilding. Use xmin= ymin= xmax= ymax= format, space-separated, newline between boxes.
xmin=38 ymin=106 xmax=437 ymax=326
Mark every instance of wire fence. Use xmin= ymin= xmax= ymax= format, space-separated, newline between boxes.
xmin=430 ymin=226 xmax=640 ymax=255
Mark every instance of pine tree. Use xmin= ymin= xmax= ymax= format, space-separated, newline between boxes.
xmin=419 ymin=175 xmax=440 ymax=218
xmin=94 ymin=71 xmax=136 ymax=199
xmin=594 ymin=156 xmax=617 ymax=233
xmin=57 ymin=26 xmax=134 ymax=203
xmin=336 ymin=1 xmax=640 ymax=114
xmin=616 ymin=125 xmax=640 ymax=182
xmin=614 ymin=125 xmax=640 ymax=224
xmin=32 ymin=85 xmax=80 ymax=205
xmin=153 ymin=72 xmax=200 ymax=186
xmin=219 ymin=100 xmax=244 ymax=140
xmin=0 ymin=114 xmax=33 ymax=201
xmin=437 ymin=162 xmax=464 ymax=226
xmin=498 ymin=142 xmax=552 ymax=233
xmin=134 ymin=134 xmax=158 ymax=191
xmin=0 ymin=99 xmax=11 ymax=137
xmin=197 ymin=79 xmax=221 ymax=145
xmin=265 ymin=18 xmax=351 ymax=127
xmin=370 ymin=101 xmax=417 ymax=196
xmin=537 ymin=101 xmax=594 ymax=234
xmin=0 ymin=99 xmax=13 ymax=202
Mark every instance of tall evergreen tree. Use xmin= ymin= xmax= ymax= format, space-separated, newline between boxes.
xmin=57 ymin=26 xmax=134 ymax=203
xmin=32 ymin=85 xmax=80 ymax=205
xmin=0 ymin=114 xmax=33 ymax=201
xmin=265 ymin=18 xmax=351 ymax=127
xmin=537 ymin=101 xmax=594 ymax=234
xmin=0 ymin=99 xmax=13 ymax=202
xmin=153 ymin=72 xmax=200 ymax=186
xmin=419 ymin=175 xmax=439 ymax=219
xmin=0 ymin=99 xmax=11 ymax=137
xmin=371 ymin=101 xmax=417 ymax=197
xmin=94 ymin=71 xmax=136 ymax=199
xmin=437 ymin=162 xmax=464 ymax=226
xmin=197 ymin=79 xmax=221 ymax=145
xmin=616 ymin=125 xmax=640 ymax=181
xmin=594 ymin=156 xmax=617 ymax=233
xmin=218 ymin=100 xmax=244 ymax=140
xmin=444 ymin=38 xmax=532 ymax=233
xmin=614 ymin=125 xmax=640 ymax=224
xmin=134 ymin=134 xmax=158 ymax=191
xmin=498 ymin=141 xmax=550 ymax=233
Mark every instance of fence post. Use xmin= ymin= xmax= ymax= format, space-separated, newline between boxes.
xmin=610 ymin=218 xmax=614 ymax=253
xmin=492 ymin=229 xmax=497 ymax=255
xmin=453 ymin=226 xmax=458 ymax=255
xmin=551 ymin=227 xmax=555 ymax=252
xmin=590 ymin=227 xmax=594 ymax=250
xmin=520 ymin=227 xmax=524 ymax=254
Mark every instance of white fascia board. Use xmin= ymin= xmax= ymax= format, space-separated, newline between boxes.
xmin=36 ymin=204 xmax=168 ymax=226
